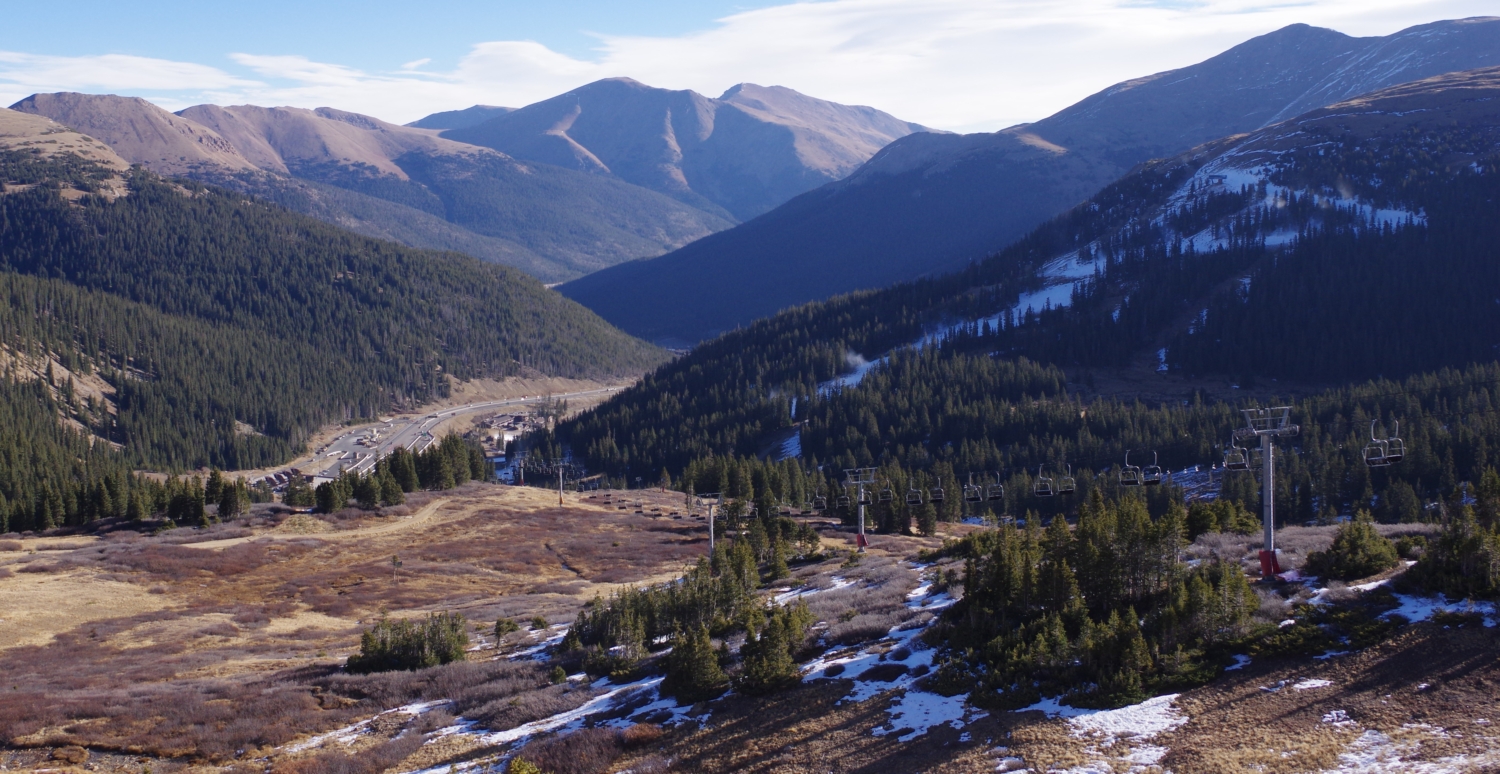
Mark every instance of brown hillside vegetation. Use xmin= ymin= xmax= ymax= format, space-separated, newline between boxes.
xmin=2 ymin=486 xmax=1498 ymax=773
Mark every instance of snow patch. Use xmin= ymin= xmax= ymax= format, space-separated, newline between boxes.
xmin=773 ymin=576 xmax=852 ymax=605
xmin=1384 ymin=593 xmax=1500 ymax=627
xmin=1068 ymin=693 xmax=1188 ymax=740
xmin=1294 ymin=679 xmax=1334 ymax=690
xmin=1318 ymin=728 xmax=1500 ymax=773
xmin=872 ymin=690 xmax=979 ymax=742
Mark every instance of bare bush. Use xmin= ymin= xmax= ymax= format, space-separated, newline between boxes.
xmin=468 ymin=683 xmax=595 ymax=732
xmin=0 ymin=540 xmax=21 ymax=552
xmin=622 ymin=723 xmax=664 ymax=748
xmin=804 ymin=568 xmax=919 ymax=646
xmin=521 ymin=727 xmax=624 ymax=774
xmin=271 ymin=732 xmax=423 ymax=774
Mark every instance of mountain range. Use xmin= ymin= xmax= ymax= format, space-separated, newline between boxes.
xmin=558 ymin=63 xmax=1500 ymax=482
xmin=9 ymin=82 xmax=929 ymax=283
xmin=441 ymin=78 xmax=935 ymax=221
xmin=559 ymin=16 xmax=1500 ymax=346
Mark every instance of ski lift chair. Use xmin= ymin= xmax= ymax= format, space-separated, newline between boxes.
xmin=1120 ymin=451 xmax=1143 ymax=487
xmin=1142 ymin=452 xmax=1163 ymax=486
xmin=857 ymin=488 xmax=873 ymax=506
xmin=1034 ymin=466 xmax=1055 ymax=497
xmin=1058 ymin=465 xmax=1076 ymax=495
xmin=963 ymin=480 xmax=983 ymax=503
xmin=1364 ymin=420 xmax=1392 ymax=467
xmin=1384 ymin=421 xmax=1405 ymax=464
xmin=814 ymin=495 xmax=828 ymax=511
xmin=929 ymin=485 xmax=946 ymax=504
xmin=837 ymin=491 xmax=852 ymax=508
xmin=878 ymin=487 xmax=894 ymax=504
xmin=1224 ymin=439 xmax=1250 ymax=471
xmin=986 ymin=479 xmax=1005 ymax=501
xmin=906 ymin=487 xmax=924 ymax=506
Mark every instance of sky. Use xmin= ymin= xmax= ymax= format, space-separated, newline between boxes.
xmin=0 ymin=0 xmax=1493 ymax=133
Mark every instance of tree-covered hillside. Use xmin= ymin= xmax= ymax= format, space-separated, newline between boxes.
xmin=554 ymin=72 xmax=1500 ymax=523
xmin=0 ymin=150 xmax=665 ymax=473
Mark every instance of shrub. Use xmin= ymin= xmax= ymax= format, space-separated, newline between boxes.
xmin=1304 ymin=512 xmax=1400 ymax=581
xmin=1395 ymin=534 xmax=1427 ymax=560
xmin=522 ymin=727 xmax=624 ymax=774
xmin=495 ymin=618 xmax=520 ymax=638
xmin=530 ymin=615 xmax=549 ymax=630
xmin=508 ymin=760 xmax=544 ymax=774
xmin=345 ymin=612 xmax=469 ymax=673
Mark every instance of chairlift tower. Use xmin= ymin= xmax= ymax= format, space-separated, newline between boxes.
xmin=844 ymin=467 xmax=877 ymax=552
xmin=547 ymin=458 xmax=569 ymax=506
xmin=697 ymin=492 xmax=723 ymax=555
xmin=1237 ymin=407 xmax=1299 ymax=579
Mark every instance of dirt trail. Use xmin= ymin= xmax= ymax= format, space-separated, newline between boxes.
xmin=184 ymin=497 xmax=452 ymax=550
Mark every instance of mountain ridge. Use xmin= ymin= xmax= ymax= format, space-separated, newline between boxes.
xmin=10 ymin=93 xmax=731 ymax=282
xmin=554 ymin=64 xmax=1500 ymax=482
xmin=559 ymin=16 xmax=1500 ymax=346
xmin=442 ymin=78 xmax=936 ymax=221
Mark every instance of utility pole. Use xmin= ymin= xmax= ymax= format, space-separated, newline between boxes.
xmin=553 ymin=458 xmax=567 ymax=506
xmin=844 ymin=467 xmax=876 ymax=552
xmin=1238 ymin=407 xmax=1298 ymax=578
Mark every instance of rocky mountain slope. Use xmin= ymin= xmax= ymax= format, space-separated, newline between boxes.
xmin=442 ymin=78 xmax=935 ymax=221
xmin=560 ymin=16 xmax=1500 ymax=346
xmin=407 ymin=104 xmax=514 ymax=130
xmin=10 ymin=94 xmax=730 ymax=282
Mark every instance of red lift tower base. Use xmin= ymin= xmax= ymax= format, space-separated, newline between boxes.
xmin=1259 ymin=549 xmax=1282 ymax=579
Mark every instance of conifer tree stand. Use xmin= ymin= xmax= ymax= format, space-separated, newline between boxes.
xmin=1239 ymin=407 xmax=1298 ymax=579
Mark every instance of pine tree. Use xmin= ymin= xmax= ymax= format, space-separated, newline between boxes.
xmin=388 ymin=448 xmax=420 ymax=493
xmin=379 ymin=469 xmax=405 ymax=505
xmin=354 ymin=474 xmax=381 ymax=510
xmin=661 ymin=624 xmax=727 ymax=704
xmin=768 ymin=538 xmax=791 ymax=582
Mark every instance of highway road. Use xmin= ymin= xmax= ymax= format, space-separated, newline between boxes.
xmin=296 ymin=388 xmax=623 ymax=480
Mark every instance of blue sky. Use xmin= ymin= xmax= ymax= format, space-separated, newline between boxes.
xmin=1 ymin=0 xmax=1493 ymax=131
xmin=0 ymin=1 xmax=783 ymax=71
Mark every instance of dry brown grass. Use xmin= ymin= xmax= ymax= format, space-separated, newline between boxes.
xmin=6 ymin=484 xmax=1489 ymax=773
xmin=0 ymin=482 xmax=726 ymax=766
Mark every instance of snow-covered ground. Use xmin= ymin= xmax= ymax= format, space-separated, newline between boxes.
xmin=1006 ymin=693 xmax=1189 ymax=774
xmin=772 ymin=576 xmax=853 ymax=605
xmin=803 ymin=571 xmax=994 ymax=742
xmin=287 ymin=701 xmax=448 ymax=753
xmin=1318 ymin=727 xmax=1500 ymax=773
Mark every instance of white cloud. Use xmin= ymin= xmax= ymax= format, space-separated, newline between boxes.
xmin=0 ymin=0 xmax=1494 ymax=129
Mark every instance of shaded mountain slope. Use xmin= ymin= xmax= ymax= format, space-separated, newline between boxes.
xmin=561 ymin=17 xmax=1500 ymax=345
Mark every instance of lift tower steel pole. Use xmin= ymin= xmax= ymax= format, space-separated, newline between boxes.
xmin=844 ymin=467 xmax=877 ymax=552
xmin=698 ymin=493 xmax=722 ymax=556
xmin=1238 ymin=407 xmax=1298 ymax=579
